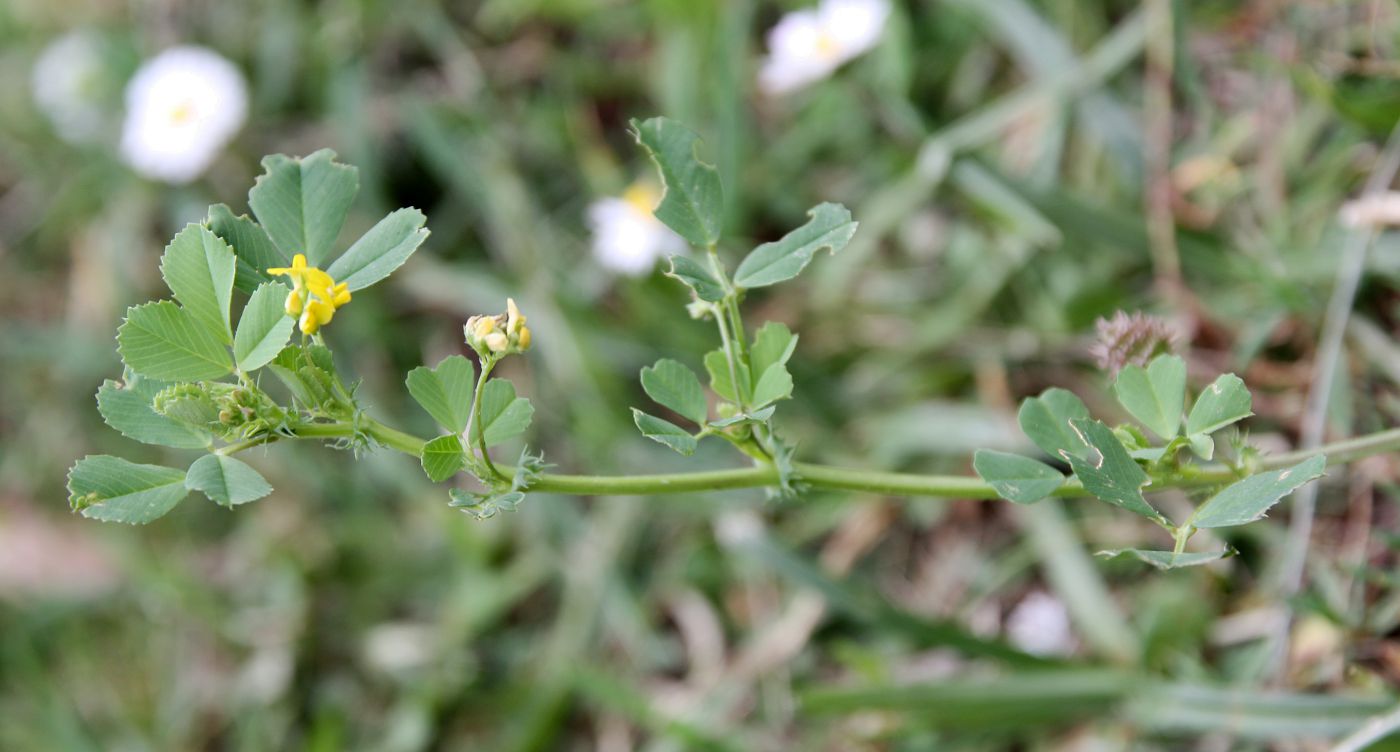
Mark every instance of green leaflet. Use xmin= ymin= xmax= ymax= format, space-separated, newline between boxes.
xmin=406 ymin=355 xmax=476 ymax=434
xmin=325 ymin=207 xmax=429 ymax=291
xmin=665 ymin=255 xmax=725 ymax=302
xmin=1096 ymin=548 xmax=1233 ymax=570
xmin=734 ymin=203 xmax=857 ymax=288
xmin=1186 ymin=373 xmax=1253 ymax=436
xmin=207 ymin=204 xmax=288 ymax=293
xmin=185 ymin=454 xmax=273 ymax=507
xmin=1061 ymin=418 xmax=1165 ymax=524
xmin=632 ymin=409 xmax=697 ymax=455
xmin=67 ymin=455 xmax=189 ymax=524
xmin=118 ymin=301 xmax=233 ymax=382
xmin=159 ymin=224 xmax=238 ymax=343
xmin=421 ymin=435 xmax=467 ymax=482
xmin=641 ymin=359 xmax=708 ymax=425
xmin=476 ymin=380 xmax=534 ymax=447
xmin=1189 ymin=456 xmax=1327 ymax=529
xmin=234 ymin=282 xmax=296 ymax=371
xmin=1112 ymin=354 xmax=1186 ymax=440
xmin=973 ymin=450 xmax=1064 ymax=504
xmin=1017 ymin=388 xmax=1092 ymax=459
xmin=96 ymin=377 xmax=210 ymax=449
xmin=630 ymin=117 xmax=724 ymax=247
xmin=248 ymin=149 xmax=360 ymax=266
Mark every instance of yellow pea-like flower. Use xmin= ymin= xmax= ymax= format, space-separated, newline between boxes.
xmin=268 ymin=253 xmax=353 ymax=335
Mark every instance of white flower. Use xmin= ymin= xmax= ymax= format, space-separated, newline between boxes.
xmin=32 ymin=30 xmax=109 ymax=144
xmin=1005 ymin=591 xmax=1075 ymax=657
xmin=1340 ymin=192 xmax=1400 ymax=228
xmin=120 ymin=46 xmax=248 ymax=184
xmin=758 ymin=0 xmax=891 ymax=95
xmin=586 ymin=183 xmax=687 ymax=275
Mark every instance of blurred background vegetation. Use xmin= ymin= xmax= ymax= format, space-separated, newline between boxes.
xmin=4 ymin=0 xmax=1400 ymax=749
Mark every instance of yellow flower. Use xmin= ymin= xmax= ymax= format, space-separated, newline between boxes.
xmin=464 ymin=298 xmax=532 ymax=357
xmin=268 ymin=253 xmax=353 ymax=335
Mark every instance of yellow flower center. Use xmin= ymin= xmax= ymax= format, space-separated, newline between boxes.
xmin=815 ymin=32 xmax=841 ymax=60
xmin=169 ymin=100 xmax=197 ymax=125
xmin=267 ymin=254 xmax=352 ymax=335
xmin=622 ymin=183 xmax=660 ymax=215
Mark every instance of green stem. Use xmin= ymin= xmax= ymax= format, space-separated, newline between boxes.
xmin=222 ymin=421 xmax=1400 ymax=501
xmin=465 ymin=357 xmax=503 ymax=479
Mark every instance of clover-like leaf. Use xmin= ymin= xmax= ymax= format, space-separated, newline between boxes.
xmin=185 ymin=454 xmax=273 ymax=508
xmin=641 ymin=359 xmax=708 ymax=425
xmin=406 ymin=355 xmax=476 ymax=434
xmin=234 ymin=282 xmax=296 ymax=371
xmin=630 ymin=117 xmax=724 ymax=247
xmin=1186 ymin=373 xmax=1253 ymax=437
xmin=248 ymin=149 xmax=360 ymax=266
xmin=632 ymin=409 xmax=697 ymax=455
xmin=96 ymin=377 xmax=210 ymax=449
xmin=67 ymin=455 xmax=189 ymax=524
xmin=207 ymin=204 xmax=289 ymax=293
xmin=1189 ymin=455 xmax=1327 ymax=529
xmin=973 ymin=450 xmax=1064 ymax=504
xmin=666 ymin=256 xmax=725 ymax=303
xmin=326 ymin=207 xmax=429 ymax=291
xmin=1062 ymin=418 xmax=1165 ymax=524
xmin=1112 ymin=354 xmax=1186 ymax=440
xmin=118 ymin=301 xmax=234 ymax=382
xmin=1096 ymin=548 xmax=1233 ymax=570
xmin=160 ymin=224 xmax=238 ymax=343
xmin=477 ymin=380 xmax=534 ymax=447
xmin=734 ymin=203 xmax=857 ymax=288
xmin=1017 ymin=388 xmax=1092 ymax=459
xmin=420 ymin=435 xmax=467 ymax=482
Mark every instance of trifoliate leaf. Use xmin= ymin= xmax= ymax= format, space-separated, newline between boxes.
xmin=326 ymin=207 xmax=429 ymax=291
xmin=632 ymin=408 xmax=697 ymax=455
xmin=234 ymin=282 xmax=296 ymax=371
xmin=1017 ymin=388 xmax=1092 ymax=459
xmin=406 ymin=355 xmax=476 ymax=434
xmin=248 ymin=149 xmax=359 ymax=266
xmin=449 ymin=488 xmax=525 ymax=520
xmin=1189 ymin=455 xmax=1327 ymax=529
xmin=207 ymin=204 xmax=289 ymax=293
xmin=630 ymin=117 xmax=724 ymax=247
xmin=476 ymin=380 xmax=534 ymax=447
xmin=185 ymin=454 xmax=273 ymax=508
xmin=972 ymin=450 xmax=1064 ymax=504
xmin=96 ymin=378 xmax=210 ymax=449
xmin=160 ymin=224 xmax=238 ymax=343
xmin=67 ymin=455 xmax=189 ymax=524
xmin=1186 ymin=373 xmax=1253 ymax=436
xmin=1112 ymin=354 xmax=1186 ymax=440
xmin=118 ymin=301 xmax=233 ymax=382
xmin=641 ymin=358 xmax=708 ymax=425
xmin=734 ymin=203 xmax=857 ymax=288
xmin=1095 ymin=548 xmax=1233 ymax=570
xmin=1062 ymin=418 xmax=1165 ymax=524
xmin=420 ymin=435 xmax=467 ymax=482
xmin=666 ymin=256 xmax=725 ymax=302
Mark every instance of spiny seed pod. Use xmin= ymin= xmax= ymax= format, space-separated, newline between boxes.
xmin=153 ymin=383 xmax=220 ymax=428
xmin=1089 ymin=311 xmax=1179 ymax=377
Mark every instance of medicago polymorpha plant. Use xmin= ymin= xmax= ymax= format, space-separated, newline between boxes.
xmin=70 ymin=117 xmax=1370 ymax=570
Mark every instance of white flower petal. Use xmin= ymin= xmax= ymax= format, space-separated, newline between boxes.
xmin=119 ymin=46 xmax=248 ymax=184
xmin=818 ymin=0 xmax=891 ymax=60
xmin=587 ymin=198 xmax=685 ymax=276
xmin=32 ymin=31 xmax=108 ymax=144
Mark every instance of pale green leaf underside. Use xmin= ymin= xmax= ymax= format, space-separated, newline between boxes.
xmin=234 ymin=283 xmax=296 ymax=371
xmin=666 ymin=256 xmax=725 ymax=302
xmin=248 ymin=149 xmax=359 ymax=266
xmin=750 ymin=363 xmax=793 ymax=407
xmin=1113 ymin=354 xmax=1186 ymax=440
xmin=477 ymin=380 xmax=534 ymax=447
xmin=96 ymin=378 xmax=210 ymax=449
xmin=749 ymin=321 xmax=797 ymax=379
xmin=973 ymin=450 xmax=1064 ymax=504
xmin=704 ymin=349 xmax=746 ymax=404
xmin=421 ymin=435 xmax=467 ymax=482
xmin=207 ymin=204 xmax=289 ymax=293
xmin=630 ymin=117 xmax=724 ymax=247
xmin=734 ymin=202 xmax=857 ymax=288
xmin=118 ymin=301 xmax=233 ymax=382
xmin=632 ymin=409 xmax=697 ymax=455
xmin=1189 ymin=455 xmax=1327 ymax=529
xmin=641 ymin=358 xmax=708 ymax=425
xmin=406 ymin=355 xmax=476 ymax=434
xmin=1018 ymin=388 xmax=1091 ymax=459
xmin=185 ymin=454 xmax=273 ymax=508
xmin=160 ymin=224 xmax=238 ymax=343
xmin=1096 ymin=548 xmax=1232 ymax=570
xmin=1061 ymin=418 xmax=1164 ymax=523
xmin=68 ymin=455 xmax=189 ymax=524
xmin=1186 ymin=373 xmax=1253 ymax=436
xmin=325 ymin=207 xmax=429 ymax=291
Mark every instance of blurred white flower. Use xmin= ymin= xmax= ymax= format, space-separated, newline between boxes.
xmin=31 ymin=30 xmax=108 ymax=144
xmin=586 ymin=182 xmax=686 ymax=275
xmin=758 ymin=0 xmax=891 ymax=95
xmin=120 ymin=46 xmax=248 ymax=184
xmin=1005 ymin=591 xmax=1075 ymax=657
xmin=1339 ymin=191 xmax=1400 ymax=228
